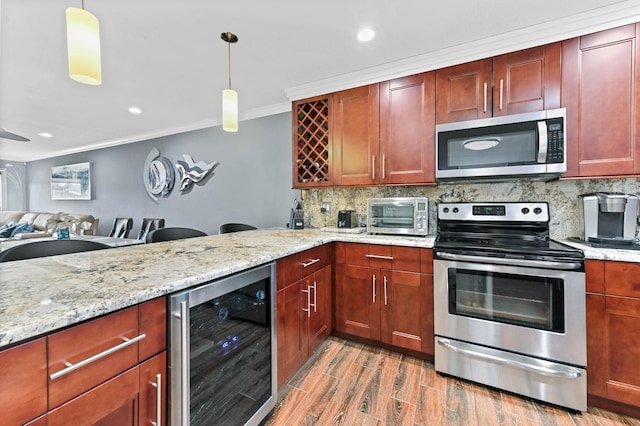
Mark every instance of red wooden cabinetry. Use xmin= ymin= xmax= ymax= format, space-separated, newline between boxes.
xmin=562 ymin=24 xmax=640 ymax=178
xmin=436 ymin=43 xmax=561 ymax=124
xmin=2 ymin=297 xmax=167 ymax=426
xmin=334 ymin=243 xmax=434 ymax=356
xmin=586 ymin=260 xmax=640 ymax=417
xmin=0 ymin=338 xmax=47 ymax=426
xmin=276 ymin=245 xmax=333 ymax=386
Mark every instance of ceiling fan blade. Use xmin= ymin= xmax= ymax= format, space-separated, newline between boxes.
xmin=0 ymin=128 xmax=30 ymax=142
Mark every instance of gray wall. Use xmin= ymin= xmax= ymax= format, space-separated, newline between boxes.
xmin=24 ymin=112 xmax=299 ymax=237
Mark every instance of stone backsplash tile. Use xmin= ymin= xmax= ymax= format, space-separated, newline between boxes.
xmin=302 ymin=178 xmax=640 ymax=240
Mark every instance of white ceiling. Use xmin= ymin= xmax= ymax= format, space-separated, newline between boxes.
xmin=1 ymin=0 xmax=640 ymax=162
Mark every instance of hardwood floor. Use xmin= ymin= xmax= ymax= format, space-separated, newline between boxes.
xmin=265 ymin=336 xmax=640 ymax=426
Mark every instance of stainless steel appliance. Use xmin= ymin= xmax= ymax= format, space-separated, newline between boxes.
xmin=435 ymin=108 xmax=566 ymax=183
xmin=169 ymin=263 xmax=276 ymax=426
xmin=337 ymin=210 xmax=357 ymax=228
xmin=433 ymin=202 xmax=587 ymax=411
xmin=366 ymin=197 xmax=428 ymax=236
xmin=578 ymin=192 xmax=639 ymax=245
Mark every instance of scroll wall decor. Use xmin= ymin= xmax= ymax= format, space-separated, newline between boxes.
xmin=143 ymin=148 xmax=219 ymax=201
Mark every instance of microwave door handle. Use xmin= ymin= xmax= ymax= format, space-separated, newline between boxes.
xmin=537 ymin=120 xmax=548 ymax=163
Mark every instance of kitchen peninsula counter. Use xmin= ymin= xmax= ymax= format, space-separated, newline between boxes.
xmin=2 ymin=227 xmax=638 ymax=350
xmin=0 ymin=228 xmax=434 ymax=348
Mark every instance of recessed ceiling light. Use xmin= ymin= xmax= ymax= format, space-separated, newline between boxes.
xmin=128 ymin=106 xmax=142 ymax=115
xmin=38 ymin=132 xmax=53 ymax=138
xmin=357 ymin=28 xmax=375 ymax=42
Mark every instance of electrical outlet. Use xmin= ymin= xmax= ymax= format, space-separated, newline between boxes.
xmin=321 ymin=202 xmax=331 ymax=214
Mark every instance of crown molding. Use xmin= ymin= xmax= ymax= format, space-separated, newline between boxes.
xmin=285 ymin=2 xmax=640 ymax=101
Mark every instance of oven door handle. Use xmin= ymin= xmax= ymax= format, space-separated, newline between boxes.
xmin=436 ymin=338 xmax=582 ymax=379
xmin=435 ymin=252 xmax=582 ymax=270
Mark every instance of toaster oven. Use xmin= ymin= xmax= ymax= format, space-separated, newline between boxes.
xmin=366 ymin=197 xmax=428 ymax=236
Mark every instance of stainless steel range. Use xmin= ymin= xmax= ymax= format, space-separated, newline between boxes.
xmin=433 ymin=202 xmax=586 ymax=411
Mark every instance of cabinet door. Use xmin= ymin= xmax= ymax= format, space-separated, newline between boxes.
xmin=333 ymin=84 xmax=380 ymax=186
xmin=562 ymin=24 xmax=640 ymax=177
xmin=380 ymin=270 xmax=430 ymax=353
xmin=293 ymin=94 xmax=333 ymax=188
xmin=492 ymin=43 xmax=561 ymax=116
xmin=46 ymin=367 xmax=139 ymax=426
xmin=0 ymin=338 xmax=47 ymax=426
xmin=334 ymin=264 xmax=381 ymax=340
xmin=308 ymin=265 xmax=332 ymax=354
xmin=277 ymin=279 xmax=308 ymax=387
xmin=586 ymin=293 xmax=607 ymax=398
xmin=139 ymin=352 xmax=166 ymax=426
xmin=379 ymin=72 xmax=436 ymax=184
xmin=436 ymin=58 xmax=493 ymax=124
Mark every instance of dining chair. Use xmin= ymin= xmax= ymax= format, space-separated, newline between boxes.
xmin=137 ymin=218 xmax=165 ymax=241
xmin=0 ymin=239 xmax=111 ymax=262
xmin=108 ymin=217 xmax=133 ymax=239
xmin=145 ymin=227 xmax=207 ymax=243
xmin=219 ymin=223 xmax=257 ymax=234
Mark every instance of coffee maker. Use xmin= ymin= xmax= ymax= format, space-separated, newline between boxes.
xmin=578 ymin=192 xmax=639 ymax=245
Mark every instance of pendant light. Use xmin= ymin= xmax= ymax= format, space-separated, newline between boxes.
xmin=66 ymin=0 xmax=102 ymax=85
xmin=221 ymin=32 xmax=238 ymax=132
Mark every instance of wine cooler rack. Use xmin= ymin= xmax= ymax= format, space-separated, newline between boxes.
xmin=294 ymin=96 xmax=332 ymax=187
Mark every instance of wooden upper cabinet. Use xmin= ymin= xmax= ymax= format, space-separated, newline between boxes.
xmin=492 ymin=43 xmax=561 ymax=116
xmin=562 ymin=24 xmax=640 ymax=178
xmin=292 ymin=94 xmax=333 ymax=188
xmin=333 ymin=84 xmax=380 ymax=186
xmin=379 ymin=72 xmax=436 ymax=185
xmin=436 ymin=58 xmax=493 ymax=123
xmin=436 ymin=43 xmax=561 ymax=124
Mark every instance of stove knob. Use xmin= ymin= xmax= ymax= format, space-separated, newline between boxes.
xmin=452 ymin=207 xmax=459 ymax=214
xmin=533 ymin=207 xmax=542 ymax=215
xmin=521 ymin=207 xmax=530 ymax=215
xmin=443 ymin=207 xmax=449 ymax=213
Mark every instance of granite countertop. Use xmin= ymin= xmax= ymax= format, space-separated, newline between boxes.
xmin=2 ymin=227 xmax=637 ymax=349
xmin=0 ymin=227 xmax=434 ymax=348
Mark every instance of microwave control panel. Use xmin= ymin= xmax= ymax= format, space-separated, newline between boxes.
xmin=546 ymin=118 xmax=564 ymax=163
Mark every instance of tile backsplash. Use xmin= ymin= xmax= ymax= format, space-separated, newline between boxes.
xmin=302 ymin=178 xmax=640 ymax=240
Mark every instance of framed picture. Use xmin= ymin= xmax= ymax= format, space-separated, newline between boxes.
xmin=51 ymin=162 xmax=92 ymax=200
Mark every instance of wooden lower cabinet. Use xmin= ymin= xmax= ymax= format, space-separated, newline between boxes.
xmin=334 ymin=243 xmax=434 ymax=356
xmin=0 ymin=338 xmax=47 ymax=426
xmin=277 ymin=264 xmax=332 ymax=387
xmin=2 ymin=297 xmax=167 ymax=426
xmin=586 ymin=260 xmax=640 ymax=416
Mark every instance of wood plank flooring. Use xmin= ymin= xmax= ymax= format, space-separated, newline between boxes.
xmin=264 ymin=337 xmax=640 ymax=426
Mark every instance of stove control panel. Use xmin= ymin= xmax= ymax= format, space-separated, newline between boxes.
xmin=438 ymin=202 xmax=549 ymax=222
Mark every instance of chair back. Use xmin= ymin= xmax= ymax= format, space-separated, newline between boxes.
xmin=109 ymin=217 xmax=133 ymax=239
xmin=219 ymin=223 xmax=257 ymax=234
xmin=0 ymin=239 xmax=111 ymax=263
xmin=146 ymin=227 xmax=207 ymax=243
xmin=137 ymin=218 xmax=165 ymax=241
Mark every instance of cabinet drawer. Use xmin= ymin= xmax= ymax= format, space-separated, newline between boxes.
xmin=0 ymin=338 xmax=47 ymax=426
xmin=277 ymin=244 xmax=332 ymax=290
xmin=48 ymin=306 xmax=141 ymax=408
xmin=604 ymin=262 xmax=640 ymax=298
xmin=336 ymin=243 xmax=421 ymax=272
xmin=420 ymin=248 xmax=433 ymax=274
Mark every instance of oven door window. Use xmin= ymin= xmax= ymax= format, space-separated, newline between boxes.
xmin=190 ymin=279 xmax=271 ymax=425
xmin=369 ymin=204 xmax=415 ymax=228
xmin=448 ymin=268 xmax=564 ymax=332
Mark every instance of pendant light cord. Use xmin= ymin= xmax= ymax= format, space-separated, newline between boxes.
xmin=227 ymin=40 xmax=232 ymax=90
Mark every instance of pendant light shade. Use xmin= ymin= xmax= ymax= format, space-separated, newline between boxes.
xmin=66 ymin=6 xmax=102 ymax=85
xmin=221 ymin=32 xmax=238 ymax=132
xmin=222 ymin=88 xmax=238 ymax=132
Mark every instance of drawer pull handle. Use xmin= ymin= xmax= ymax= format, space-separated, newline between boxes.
xmin=365 ymin=254 xmax=394 ymax=260
xmin=50 ymin=333 xmax=146 ymax=380
xmin=301 ymin=258 xmax=320 ymax=268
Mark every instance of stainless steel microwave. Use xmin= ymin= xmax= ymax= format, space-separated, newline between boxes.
xmin=435 ymin=108 xmax=566 ymax=183
xmin=367 ymin=197 xmax=428 ymax=236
